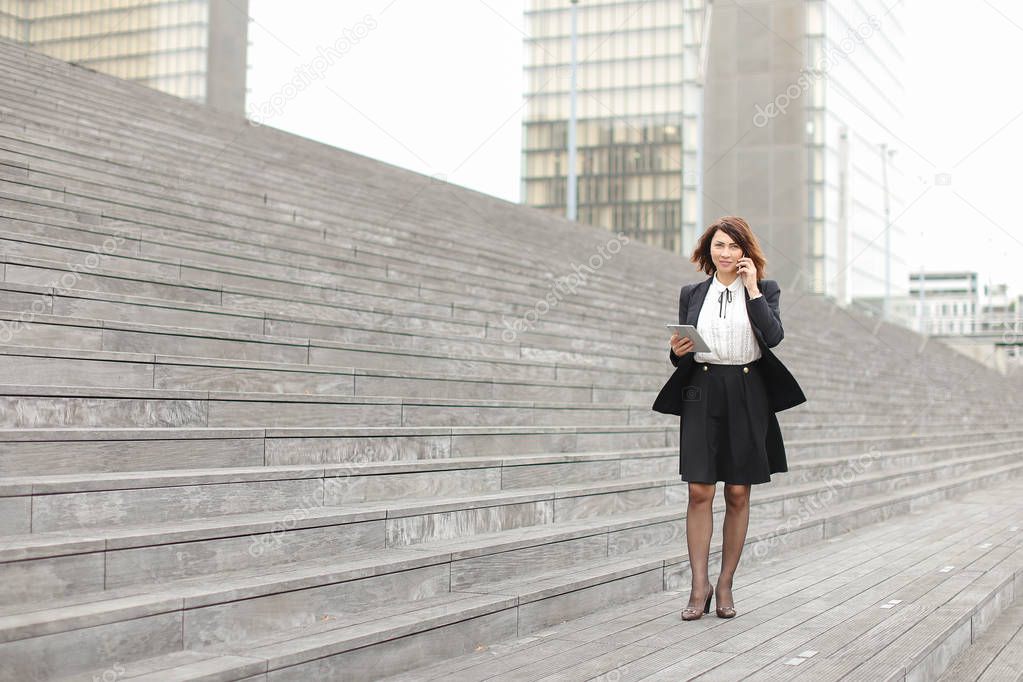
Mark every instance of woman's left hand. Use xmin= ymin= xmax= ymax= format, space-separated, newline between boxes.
xmin=736 ymin=257 xmax=758 ymax=292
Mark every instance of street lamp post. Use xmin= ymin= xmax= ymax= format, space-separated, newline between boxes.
xmin=880 ymin=143 xmax=894 ymax=320
xmin=693 ymin=1 xmax=714 ymax=250
xmin=567 ymin=0 xmax=579 ymax=221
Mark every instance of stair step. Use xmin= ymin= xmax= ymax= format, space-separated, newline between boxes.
xmin=2 ymin=460 xmax=1020 ymax=680
xmin=938 ymin=600 xmax=1023 ymax=681
xmin=378 ymin=481 xmax=1023 ymax=682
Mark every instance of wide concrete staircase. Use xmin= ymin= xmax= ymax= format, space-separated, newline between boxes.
xmin=0 ymin=36 xmax=1021 ymax=680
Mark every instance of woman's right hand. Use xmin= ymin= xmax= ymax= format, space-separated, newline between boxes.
xmin=670 ymin=332 xmax=695 ymax=357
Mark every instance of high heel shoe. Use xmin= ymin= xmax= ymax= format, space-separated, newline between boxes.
xmin=681 ymin=585 xmax=713 ymax=621
xmin=715 ymin=586 xmax=736 ymax=618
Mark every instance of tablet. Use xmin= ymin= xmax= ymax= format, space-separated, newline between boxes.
xmin=665 ymin=324 xmax=712 ymax=353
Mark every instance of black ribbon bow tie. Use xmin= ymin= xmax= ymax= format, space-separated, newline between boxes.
xmin=718 ymin=288 xmax=733 ymax=318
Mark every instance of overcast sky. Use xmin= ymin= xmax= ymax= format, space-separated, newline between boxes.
xmin=247 ymin=0 xmax=1023 ymax=300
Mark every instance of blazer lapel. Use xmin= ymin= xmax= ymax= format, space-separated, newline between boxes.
xmin=685 ymin=276 xmax=713 ymax=325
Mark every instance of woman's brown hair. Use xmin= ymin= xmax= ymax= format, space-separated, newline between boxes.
xmin=690 ymin=216 xmax=767 ymax=280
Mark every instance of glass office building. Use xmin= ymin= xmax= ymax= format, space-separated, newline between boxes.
xmin=703 ymin=0 xmax=910 ymax=300
xmin=806 ymin=0 xmax=908 ymax=303
xmin=521 ymin=0 xmax=708 ymax=253
xmin=0 ymin=0 xmax=248 ymax=114
xmin=524 ymin=0 xmax=909 ymax=302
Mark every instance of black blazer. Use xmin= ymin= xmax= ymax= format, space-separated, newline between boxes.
xmin=651 ymin=276 xmax=806 ymax=416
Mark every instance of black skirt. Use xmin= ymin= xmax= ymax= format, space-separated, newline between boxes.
xmin=679 ymin=358 xmax=786 ymax=485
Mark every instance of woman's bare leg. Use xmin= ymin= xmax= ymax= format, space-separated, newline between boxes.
xmin=685 ymin=481 xmax=716 ymax=608
xmin=717 ymin=483 xmax=751 ymax=607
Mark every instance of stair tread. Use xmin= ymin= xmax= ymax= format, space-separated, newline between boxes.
xmin=4 ymin=449 xmax=1022 ymax=562
xmin=4 ymin=461 xmax=1022 ymax=642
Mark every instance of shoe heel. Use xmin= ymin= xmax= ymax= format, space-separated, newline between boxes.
xmin=681 ymin=585 xmax=713 ymax=621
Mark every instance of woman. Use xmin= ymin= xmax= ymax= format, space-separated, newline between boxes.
xmin=651 ymin=216 xmax=806 ymax=621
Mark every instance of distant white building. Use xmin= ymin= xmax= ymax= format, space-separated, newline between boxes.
xmin=854 ymin=270 xmax=1023 ymax=374
xmin=852 ymin=271 xmax=978 ymax=334
xmin=908 ymin=271 xmax=980 ymax=335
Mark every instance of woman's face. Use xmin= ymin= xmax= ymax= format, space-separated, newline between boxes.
xmin=710 ymin=229 xmax=743 ymax=273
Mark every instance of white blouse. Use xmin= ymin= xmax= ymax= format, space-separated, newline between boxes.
xmin=693 ymin=272 xmax=763 ymax=364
